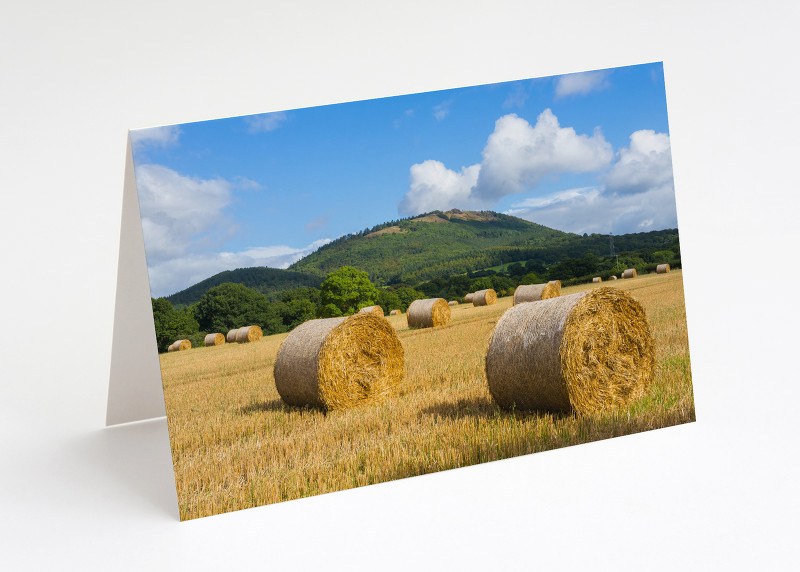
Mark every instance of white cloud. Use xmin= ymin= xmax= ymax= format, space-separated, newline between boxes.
xmin=503 ymin=84 xmax=530 ymax=109
xmin=604 ymin=130 xmax=673 ymax=194
xmin=130 ymin=125 xmax=181 ymax=150
xmin=433 ymin=100 xmax=452 ymax=121
xmin=146 ymin=238 xmax=332 ymax=298
xmin=554 ymin=70 xmax=611 ymax=98
xmin=398 ymin=160 xmax=481 ymax=215
xmin=244 ymin=111 xmax=288 ymax=133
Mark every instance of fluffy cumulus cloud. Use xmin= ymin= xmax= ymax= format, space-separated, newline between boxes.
xmin=146 ymin=238 xmax=331 ymax=298
xmin=130 ymin=125 xmax=181 ymax=150
xmin=554 ymin=70 xmax=611 ymax=98
xmin=398 ymin=109 xmax=613 ymax=215
xmin=504 ymin=131 xmax=677 ymax=234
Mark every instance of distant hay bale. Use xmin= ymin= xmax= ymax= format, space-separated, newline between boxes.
xmin=448 ymin=300 xmax=458 ymax=306
xmin=656 ymin=264 xmax=671 ymax=274
xmin=226 ymin=329 xmax=238 ymax=343
xmin=169 ymin=339 xmax=191 ymax=352
xmin=610 ymin=275 xmax=618 ymax=280
xmin=407 ymin=298 xmax=451 ymax=328
xmin=548 ymin=280 xmax=562 ymax=290
xmin=513 ymin=283 xmax=560 ymax=305
xmin=486 ymin=287 xmax=655 ymax=415
xmin=359 ymin=305 xmax=384 ymax=317
xmin=622 ymin=268 xmax=638 ymax=279
xmin=273 ymin=313 xmax=404 ymax=410
xmin=465 ymin=293 xmax=474 ymax=303
xmin=204 ymin=333 xmax=225 ymax=347
xmin=472 ymin=288 xmax=497 ymax=306
xmin=592 ymin=277 xmax=602 ymax=283
xmin=390 ymin=309 xmax=401 ymax=316
xmin=236 ymin=325 xmax=263 ymax=343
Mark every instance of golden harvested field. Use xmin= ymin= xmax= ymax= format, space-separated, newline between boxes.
xmin=161 ymin=270 xmax=694 ymax=520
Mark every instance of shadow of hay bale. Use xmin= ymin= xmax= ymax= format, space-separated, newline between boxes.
xmin=238 ymin=399 xmax=326 ymax=416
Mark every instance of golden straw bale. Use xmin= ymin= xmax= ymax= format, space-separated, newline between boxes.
xmin=486 ymin=287 xmax=654 ymax=415
xmin=656 ymin=264 xmax=671 ymax=274
xmin=236 ymin=325 xmax=263 ymax=343
xmin=226 ymin=329 xmax=238 ymax=343
xmin=592 ymin=277 xmax=602 ymax=283
xmin=610 ymin=275 xmax=618 ymax=280
xmin=169 ymin=339 xmax=191 ymax=352
xmin=407 ymin=298 xmax=451 ymax=328
xmin=472 ymin=288 xmax=497 ymax=306
xmin=548 ymin=280 xmax=562 ymax=290
xmin=390 ymin=309 xmax=401 ymax=316
xmin=465 ymin=293 xmax=474 ymax=303
xmin=167 ymin=344 xmax=175 ymax=352
xmin=513 ymin=283 xmax=560 ymax=305
xmin=448 ymin=300 xmax=458 ymax=306
xmin=273 ymin=313 xmax=405 ymax=410
xmin=359 ymin=305 xmax=384 ymax=317
xmin=622 ymin=268 xmax=638 ymax=279
xmin=204 ymin=333 xmax=225 ymax=347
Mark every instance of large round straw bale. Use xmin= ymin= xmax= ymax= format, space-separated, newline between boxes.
xmin=448 ymin=300 xmax=458 ymax=306
xmin=513 ymin=283 xmax=559 ymax=305
xmin=204 ymin=333 xmax=225 ymax=346
xmin=273 ymin=313 xmax=404 ymax=410
xmin=390 ymin=309 xmax=401 ymax=316
xmin=465 ymin=293 xmax=474 ymax=303
xmin=656 ymin=264 xmax=671 ymax=274
xmin=486 ymin=287 xmax=655 ymax=415
xmin=236 ymin=325 xmax=262 ymax=343
xmin=548 ymin=280 xmax=562 ymax=290
xmin=610 ymin=275 xmax=618 ymax=280
xmin=169 ymin=339 xmax=191 ymax=352
xmin=472 ymin=289 xmax=497 ymax=306
xmin=592 ymin=277 xmax=602 ymax=283
xmin=359 ymin=305 xmax=384 ymax=317
xmin=407 ymin=298 xmax=451 ymax=328
xmin=226 ymin=329 xmax=238 ymax=343
xmin=622 ymin=268 xmax=638 ymax=279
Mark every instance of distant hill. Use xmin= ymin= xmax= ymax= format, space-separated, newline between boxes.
xmin=165 ymin=267 xmax=322 ymax=307
xmin=289 ymin=210 xmax=576 ymax=285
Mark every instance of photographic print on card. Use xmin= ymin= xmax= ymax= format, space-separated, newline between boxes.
xmin=131 ymin=61 xmax=694 ymax=520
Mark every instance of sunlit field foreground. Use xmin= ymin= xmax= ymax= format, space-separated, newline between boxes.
xmin=161 ymin=270 xmax=694 ymax=520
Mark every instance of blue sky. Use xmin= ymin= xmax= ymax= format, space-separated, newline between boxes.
xmin=131 ymin=62 xmax=677 ymax=297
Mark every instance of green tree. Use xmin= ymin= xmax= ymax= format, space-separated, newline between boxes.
xmin=319 ymin=266 xmax=378 ymax=315
xmin=151 ymin=297 xmax=199 ymax=353
xmin=193 ymin=282 xmax=284 ymax=335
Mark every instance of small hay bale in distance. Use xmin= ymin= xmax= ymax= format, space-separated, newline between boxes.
xmin=407 ymin=298 xmax=451 ymax=328
xmin=465 ymin=293 xmax=474 ymax=303
xmin=592 ymin=277 xmax=602 ymax=283
xmin=236 ymin=325 xmax=262 ymax=343
xmin=389 ymin=309 xmax=401 ymax=316
xmin=448 ymin=300 xmax=459 ymax=306
xmin=548 ymin=280 xmax=562 ymax=290
xmin=359 ymin=305 xmax=384 ymax=317
xmin=472 ymin=288 xmax=497 ymax=306
xmin=622 ymin=268 xmax=638 ymax=279
xmin=610 ymin=275 xmax=618 ymax=280
xmin=513 ymin=283 xmax=559 ymax=305
xmin=486 ymin=287 xmax=655 ymax=415
xmin=204 ymin=333 xmax=225 ymax=347
xmin=656 ymin=264 xmax=671 ymax=274
xmin=226 ymin=329 xmax=238 ymax=343
xmin=273 ymin=313 xmax=404 ymax=410
xmin=169 ymin=339 xmax=191 ymax=352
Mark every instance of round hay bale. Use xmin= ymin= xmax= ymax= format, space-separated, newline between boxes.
xmin=465 ymin=293 xmax=474 ymax=303
xmin=472 ymin=289 xmax=497 ymax=306
xmin=390 ymin=309 xmax=401 ymax=316
xmin=226 ymin=329 xmax=238 ymax=343
xmin=609 ymin=275 xmax=618 ymax=280
xmin=448 ymin=300 xmax=458 ymax=306
xmin=167 ymin=344 xmax=174 ymax=352
xmin=236 ymin=325 xmax=263 ymax=343
xmin=548 ymin=280 xmax=562 ymax=290
xmin=359 ymin=305 xmax=384 ymax=317
xmin=273 ymin=313 xmax=404 ymax=410
xmin=407 ymin=298 xmax=451 ymax=328
xmin=592 ymin=277 xmax=602 ymax=283
xmin=622 ymin=268 xmax=638 ymax=279
xmin=204 ymin=333 xmax=225 ymax=347
xmin=169 ymin=339 xmax=191 ymax=352
xmin=656 ymin=264 xmax=671 ymax=274
xmin=513 ymin=283 xmax=560 ymax=305
xmin=486 ymin=287 xmax=655 ymax=415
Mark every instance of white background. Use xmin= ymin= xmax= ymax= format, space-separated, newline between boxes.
xmin=2 ymin=1 xmax=798 ymax=569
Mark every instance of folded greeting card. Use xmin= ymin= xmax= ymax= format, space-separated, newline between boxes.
xmin=108 ymin=61 xmax=694 ymax=520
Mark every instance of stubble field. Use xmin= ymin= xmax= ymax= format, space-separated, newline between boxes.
xmin=160 ymin=270 xmax=694 ymax=520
